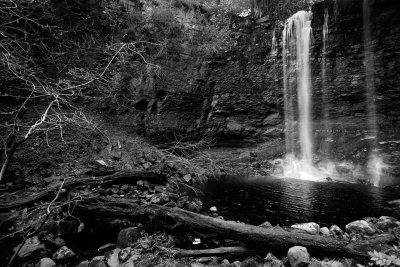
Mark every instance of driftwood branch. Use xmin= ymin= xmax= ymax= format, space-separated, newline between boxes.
xmin=159 ymin=246 xmax=253 ymax=258
xmin=75 ymin=197 xmax=396 ymax=258
xmin=0 ymin=170 xmax=166 ymax=211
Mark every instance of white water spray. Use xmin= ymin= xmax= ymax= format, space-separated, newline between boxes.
xmin=281 ymin=11 xmax=317 ymax=180
xmin=363 ymin=0 xmax=382 ymax=186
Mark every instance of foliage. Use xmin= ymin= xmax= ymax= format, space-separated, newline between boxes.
xmin=0 ymin=0 xmax=159 ymax=181
xmin=357 ymin=250 xmax=400 ymax=267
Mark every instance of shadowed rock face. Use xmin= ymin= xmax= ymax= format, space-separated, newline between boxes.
xmin=127 ymin=0 xmax=400 ymax=181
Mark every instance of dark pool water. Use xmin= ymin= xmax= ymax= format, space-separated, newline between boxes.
xmin=198 ymin=175 xmax=400 ymax=228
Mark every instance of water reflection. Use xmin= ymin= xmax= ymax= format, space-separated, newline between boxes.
xmin=199 ymin=175 xmax=400 ymax=227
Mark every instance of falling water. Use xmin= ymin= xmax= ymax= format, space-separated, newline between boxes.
xmin=363 ymin=0 xmax=380 ymax=186
xmin=321 ymin=8 xmax=331 ymax=156
xmin=271 ymin=30 xmax=277 ymax=58
xmin=281 ymin=11 xmax=316 ymax=180
xmin=273 ymin=4 xmax=386 ymax=185
xmin=282 ymin=26 xmax=295 ymax=154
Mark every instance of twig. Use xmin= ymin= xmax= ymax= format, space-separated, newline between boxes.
xmin=7 ymin=178 xmax=65 ymax=267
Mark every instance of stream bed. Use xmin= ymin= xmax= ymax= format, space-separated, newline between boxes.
xmin=198 ymin=175 xmax=400 ymax=228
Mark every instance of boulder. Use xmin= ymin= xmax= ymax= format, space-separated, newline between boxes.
xmin=376 ymin=216 xmax=400 ymax=231
xmin=17 ymin=236 xmax=46 ymax=259
xmin=329 ymin=225 xmax=344 ymax=237
xmin=291 ymin=222 xmax=320 ymax=235
xmin=52 ymin=246 xmax=76 ymax=262
xmin=35 ymin=257 xmax=56 ymax=267
xmin=89 ymin=256 xmax=106 ymax=267
xmin=117 ymin=227 xmax=142 ymax=248
xmin=287 ymin=246 xmax=310 ymax=267
xmin=264 ymin=253 xmax=283 ymax=267
xmin=345 ymin=220 xmax=376 ymax=235
xmin=222 ymin=259 xmax=230 ymax=265
xmin=320 ymin=227 xmax=330 ymax=237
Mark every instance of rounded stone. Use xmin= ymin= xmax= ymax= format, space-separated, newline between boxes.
xmin=345 ymin=220 xmax=376 ymax=235
xmin=287 ymin=246 xmax=310 ymax=267
xmin=291 ymin=222 xmax=320 ymax=235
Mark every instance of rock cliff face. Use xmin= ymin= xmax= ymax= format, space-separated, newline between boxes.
xmin=310 ymin=0 xmax=400 ymax=181
xmin=126 ymin=0 xmax=400 ymax=181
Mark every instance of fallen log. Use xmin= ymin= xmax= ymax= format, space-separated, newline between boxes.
xmin=0 ymin=170 xmax=166 ymax=211
xmin=159 ymin=246 xmax=253 ymax=257
xmin=75 ymin=197 xmax=395 ymax=258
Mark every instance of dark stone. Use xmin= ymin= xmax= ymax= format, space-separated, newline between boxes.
xmin=117 ymin=227 xmax=142 ymax=248
xmin=17 ymin=236 xmax=46 ymax=260
xmin=177 ymin=196 xmax=189 ymax=208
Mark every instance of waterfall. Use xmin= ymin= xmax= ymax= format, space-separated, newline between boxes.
xmin=321 ymin=8 xmax=331 ymax=156
xmin=363 ymin=0 xmax=381 ymax=186
xmin=281 ymin=11 xmax=316 ymax=180
xmin=271 ymin=30 xmax=277 ymax=58
xmin=273 ymin=4 xmax=385 ymax=185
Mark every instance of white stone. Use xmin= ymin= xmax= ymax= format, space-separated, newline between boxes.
xmin=320 ymin=227 xmax=330 ymax=236
xmin=52 ymin=246 xmax=76 ymax=262
xmin=35 ymin=258 xmax=56 ymax=267
xmin=183 ymin=174 xmax=192 ymax=182
xmin=209 ymin=206 xmax=217 ymax=212
xmin=345 ymin=220 xmax=376 ymax=235
xmin=287 ymin=246 xmax=310 ymax=267
xmin=291 ymin=222 xmax=320 ymax=235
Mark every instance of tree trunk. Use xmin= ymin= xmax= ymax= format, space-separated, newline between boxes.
xmin=0 ymin=170 xmax=166 ymax=211
xmin=75 ymin=197 xmax=395 ymax=258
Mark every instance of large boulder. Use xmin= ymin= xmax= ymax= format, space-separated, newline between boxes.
xmin=376 ymin=216 xmax=400 ymax=231
xmin=287 ymin=246 xmax=310 ymax=267
xmin=291 ymin=222 xmax=320 ymax=235
xmin=345 ymin=220 xmax=376 ymax=235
